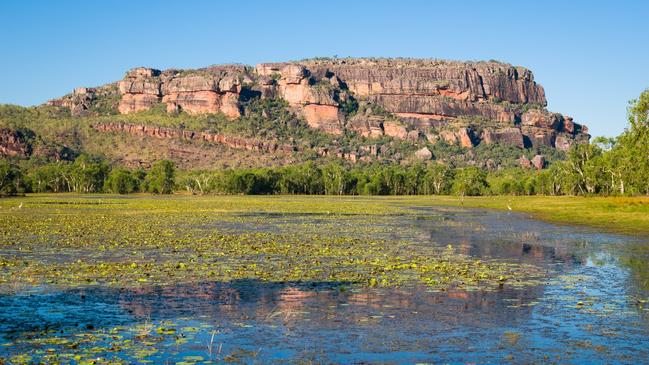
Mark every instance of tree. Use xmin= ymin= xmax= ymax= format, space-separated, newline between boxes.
xmin=322 ymin=162 xmax=351 ymax=195
xmin=423 ymin=164 xmax=454 ymax=195
xmin=404 ymin=163 xmax=427 ymax=195
xmin=0 ymin=160 xmax=22 ymax=196
xmin=26 ymin=162 xmax=69 ymax=193
xmin=614 ymin=88 xmax=649 ymax=194
xmin=104 ymin=168 xmax=141 ymax=194
xmin=179 ymin=170 xmax=220 ymax=195
xmin=66 ymin=154 xmax=109 ymax=193
xmin=277 ymin=162 xmax=323 ymax=194
xmin=145 ymin=160 xmax=176 ymax=194
xmin=452 ymin=167 xmax=487 ymax=196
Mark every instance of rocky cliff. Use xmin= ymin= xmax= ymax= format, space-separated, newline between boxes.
xmin=257 ymin=59 xmax=589 ymax=151
xmin=0 ymin=128 xmax=31 ymax=158
xmin=46 ymin=58 xmax=590 ymax=165
xmin=116 ymin=66 xmax=250 ymax=118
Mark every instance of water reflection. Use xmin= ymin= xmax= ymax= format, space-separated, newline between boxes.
xmin=2 ymin=206 xmax=649 ymax=363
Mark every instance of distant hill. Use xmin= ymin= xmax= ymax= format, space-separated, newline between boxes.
xmin=0 ymin=58 xmax=589 ymax=170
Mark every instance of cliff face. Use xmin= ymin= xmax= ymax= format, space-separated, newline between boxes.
xmin=262 ymin=59 xmax=588 ymax=151
xmin=48 ymin=57 xmax=589 ymax=156
xmin=116 ymin=66 xmax=250 ymax=118
xmin=93 ymin=123 xmax=369 ymax=164
xmin=0 ymin=128 xmax=31 ymax=158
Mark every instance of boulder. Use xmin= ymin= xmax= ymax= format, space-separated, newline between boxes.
xmin=347 ymin=117 xmax=385 ymax=138
xmin=482 ymin=128 xmax=524 ymax=148
xmin=383 ymin=122 xmax=408 ymax=139
xmin=440 ymin=130 xmax=457 ymax=144
xmin=457 ymin=128 xmax=475 ymax=148
xmin=554 ymin=134 xmax=573 ymax=151
xmin=531 ymin=155 xmax=545 ymax=169
xmin=407 ymin=130 xmax=420 ymax=141
xmin=301 ymin=104 xmax=342 ymax=135
xmin=414 ymin=147 xmax=433 ymax=160
xmin=425 ymin=133 xmax=439 ymax=144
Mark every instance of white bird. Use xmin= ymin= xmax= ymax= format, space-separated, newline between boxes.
xmin=507 ymin=204 xmax=512 ymax=211
xmin=18 ymin=202 xmax=23 ymax=209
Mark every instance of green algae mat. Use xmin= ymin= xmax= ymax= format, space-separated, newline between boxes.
xmin=0 ymin=195 xmax=544 ymax=292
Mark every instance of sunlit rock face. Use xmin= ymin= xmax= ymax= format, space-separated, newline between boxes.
xmin=49 ymin=58 xmax=589 ymax=151
xmin=116 ymin=66 xmax=248 ymax=118
xmin=257 ymin=58 xmax=588 ymax=148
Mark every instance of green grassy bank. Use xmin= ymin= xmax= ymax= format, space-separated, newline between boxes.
xmin=414 ymin=195 xmax=649 ymax=237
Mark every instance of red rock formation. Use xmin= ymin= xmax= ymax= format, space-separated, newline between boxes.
xmin=531 ymin=155 xmax=546 ymax=169
xmin=93 ymin=123 xmax=293 ymax=154
xmin=162 ymin=73 xmax=243 ymax=117
xmin=482 ymin=128 xmax=525 ymax=148
xmin=347 ymin=116 xmax=384 ymax=138
xmin=554 ymin=134 xmax=574 ymax=151
xmin=117 ymin=68 xmax=163 ymax=114
xmin=383 ymin=122 xmax=408 ymax=139
xmin=93 ymin=122 xmax=377 ymax=163
xmin=0 ymin=128 xmax=31 ymax=157
xmin=255 ymin=63 xmax=344 ymax=133
xmin=300 ymin=58 xmax=546 ymax=105
xmin=48 ymin=58 xmax=590 ymax=153
xmin=301 ymin=104 xmax=342 ymax=135
xmin=457 ymin=128 xmax=475 ymax=148
xmin=521 ymin=109 xmax=561 ymax=129
xmin=257 ymin=58 xmax=588 ymax=148
xmin=117 ymin=66 xmax=247 ymax=117
xmin=372 ymin=95 xmax=516 ymax=123
xmin=519 ymin=156 xmax=532 ymax=169
xmin=47 ymin=85 xmax=119 ymax=116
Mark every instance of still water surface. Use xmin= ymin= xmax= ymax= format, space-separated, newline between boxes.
xmin=2 ymin=206 xmax=648 ymax=364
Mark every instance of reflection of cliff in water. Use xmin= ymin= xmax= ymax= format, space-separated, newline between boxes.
xmin=0 ymin=280 xmax=544 ymax=341
xmin=118 ymin=280 xmax=543 ymax=330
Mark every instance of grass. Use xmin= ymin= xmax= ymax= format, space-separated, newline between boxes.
xmin=410 ymin=195 xmax=649 ymax=237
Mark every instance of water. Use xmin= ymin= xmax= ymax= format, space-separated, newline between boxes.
xmin=2 ymin=205 xmax=649 ymax=364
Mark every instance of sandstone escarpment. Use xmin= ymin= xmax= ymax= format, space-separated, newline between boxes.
xmin=301 ymin=58 xmax=546 ymax=105
xmin=47 ymin=85 xmax=119 ymax=116
xmin=255 ymin=63 xmax=346 ymax=134
xmin=93 ymin=122 xmax=386 ymax=164
xmin=48 ymin=57 xmax=589 ymax=161
xmin=117 ymin=66 xmax=251 ymax=117
xmin=256 ymin=58 xmax=589 ymax=151
xmin=93 ymin=122 xmax=295 ymax=154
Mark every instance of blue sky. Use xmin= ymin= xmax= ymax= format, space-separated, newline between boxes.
xmin=1 ymin=0 xmax=647 ymax=137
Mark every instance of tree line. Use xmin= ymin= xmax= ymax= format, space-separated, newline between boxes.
xmin=0 ymin=157 xmax=176 ymax=196
xmin=1 ymin=89 xmax=647 ymax=197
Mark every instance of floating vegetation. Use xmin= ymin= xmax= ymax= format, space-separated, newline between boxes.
xmin=0 ymin=195 xmax=560 ymax=363
xmin=2 ymin=319 xmax=262 ymax=364
xmin=0 ymin=195 xmax=544 ymax=293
